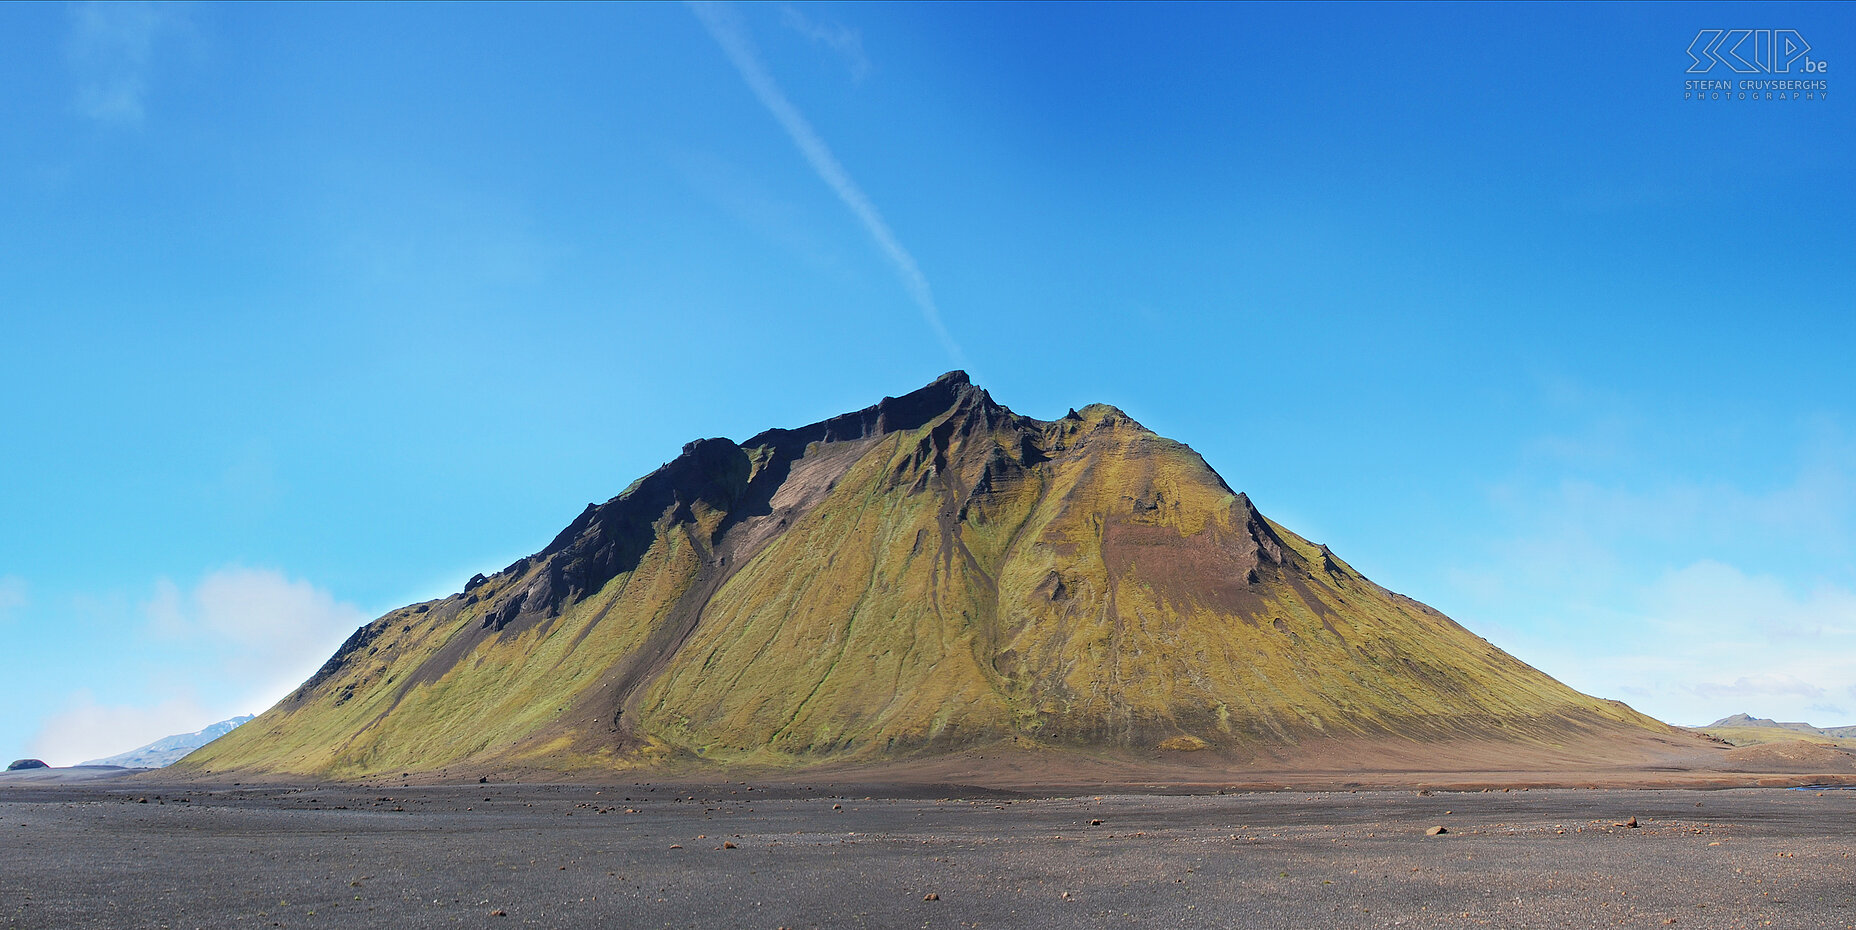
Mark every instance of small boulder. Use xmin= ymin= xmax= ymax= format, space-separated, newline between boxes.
xmin=1426 ymin=826 xmax=1448 ymax=836
xmin=6 ymin=759 xmax=48 ymax=771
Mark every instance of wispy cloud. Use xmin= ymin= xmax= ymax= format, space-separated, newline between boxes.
xmin=1647 ymin=560 xmax=1856 ymax=643
xmin=65 ymin=1 xmax=181 ymax=124
xmin=323 ymin=181 xmax=553 ymax=294
xmin=690 ymin=1 xmax=962 ymax=361
xmin=673 ymin=148 xmax=843 ymax=272
xmin=0 ymin=576 xmax=25 ymax=625
xmin=144 ymin=566 xmax=369 ymax=712
xmin=1690 ymin=674 xmax=1826 ymax=703
xmin=780 ymin=5 xmax=871 ymax=82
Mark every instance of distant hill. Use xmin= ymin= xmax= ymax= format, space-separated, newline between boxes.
xmin=82 ymin=715 xmax=255 ymax=768
xmin=1696 ymin=713 xmax=1856 ymax=751
xmin=1706 ymin=713 xmax=1856 ymax=739
xmin=183 ymin=372 xmax=1691 ymax=780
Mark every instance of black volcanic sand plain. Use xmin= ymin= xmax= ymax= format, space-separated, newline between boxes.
xmin=4 ymin=781 xmax=1855 ymax=929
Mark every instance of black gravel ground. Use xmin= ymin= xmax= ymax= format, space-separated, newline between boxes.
xmin=3 ymin=782 xmax=1853 ymax=929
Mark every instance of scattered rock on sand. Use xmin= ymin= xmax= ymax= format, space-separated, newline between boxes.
xmin=1426 ymin=826 xmax=1448 ymax=836
xmin=923 ymin=893 xmax=939 ymax=901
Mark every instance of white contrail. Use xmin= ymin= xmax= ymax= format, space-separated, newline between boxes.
xmin=690 ymin=1 xmax=963 ymax=362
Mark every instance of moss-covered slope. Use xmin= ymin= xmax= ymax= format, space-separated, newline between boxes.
xmin=185 ymin=372 xmax=1672 ymax=778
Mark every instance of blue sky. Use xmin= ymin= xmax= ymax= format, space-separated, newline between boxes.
xmin=2 ymin=2 xmax=1851 ymax=764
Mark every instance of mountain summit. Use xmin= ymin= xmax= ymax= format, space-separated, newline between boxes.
xmin=188 ymin=373 xmax=1680 ymax=778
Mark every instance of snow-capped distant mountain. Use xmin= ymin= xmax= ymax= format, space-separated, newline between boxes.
xmin=81 ymin=715 xmax=255 ymax=768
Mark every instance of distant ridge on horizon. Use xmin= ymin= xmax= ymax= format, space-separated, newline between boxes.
xmin=184 ymin=372 xmax=1704 ymax=781
xmin=1705 ymin=713 xmax=1856 ymax=741
xmin=82 ymin=714 xmax=255 ymax=768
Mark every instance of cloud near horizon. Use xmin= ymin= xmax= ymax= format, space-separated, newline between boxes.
xmin=25 ymin=568 xmax=366 ymax=766
xmin=1395 ymin=404 xmax=1856 ymax=726
xmin=1646 ymin=561 xmax=1856 ymax=721
xmin=1474 ymin=556 xmax=1856 ymax=728
xmin=27 ymin=692 xmax=214 ymax=768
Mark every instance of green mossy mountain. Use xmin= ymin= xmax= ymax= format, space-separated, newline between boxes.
xmin=187 ymin=372 xmax=1673 ymax=778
